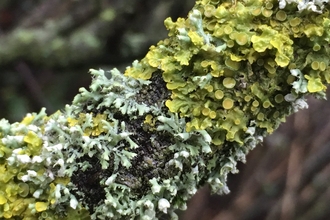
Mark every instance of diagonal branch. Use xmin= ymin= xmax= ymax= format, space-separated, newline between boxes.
xmin=1 ymin=0 xmax=330 ymax=219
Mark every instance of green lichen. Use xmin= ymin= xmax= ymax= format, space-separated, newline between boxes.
xmin=1 ymin=0 xmax=330 ymax=219
xmin=126 ymin=0 xmax=330 ymax=146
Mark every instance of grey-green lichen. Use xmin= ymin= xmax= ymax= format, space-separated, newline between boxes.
xmin=0 ymin=69 xmax=222 ymax=219
xmin=1 ymin=0 xmax=330 ymax=219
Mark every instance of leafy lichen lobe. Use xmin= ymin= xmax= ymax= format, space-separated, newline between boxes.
xmin=126 ymin=0 xmax=330 ymax=147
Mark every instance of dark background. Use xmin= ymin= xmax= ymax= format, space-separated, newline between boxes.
xmin=0 ymin=1 xmax=329 ymax=219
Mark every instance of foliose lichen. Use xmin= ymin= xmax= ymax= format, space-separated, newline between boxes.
xmin=1 ymin=0 xmax=330 ymax=219
xmin=126 ymin=0 xmax=330 ymax=146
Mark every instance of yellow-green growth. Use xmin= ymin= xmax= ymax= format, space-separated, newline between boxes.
xmin=126 ymin=0 xmax=330 ymax=147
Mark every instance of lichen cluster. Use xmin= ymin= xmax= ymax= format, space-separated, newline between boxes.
xmin=0 ymin=109 xmax=91 ymax=219
xmin=0 ymin=69 xmax=222 ymax=219
xmin=1 ymin=0 xmax=330 ymax=219
xmin=126 ymin=0 xmax=330 ymax=146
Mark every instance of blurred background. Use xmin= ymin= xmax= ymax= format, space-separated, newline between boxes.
xmin=0 ymin=1 xmax=329 ymax=219
xmin=0 ymin=0 xmax=194 ymax=121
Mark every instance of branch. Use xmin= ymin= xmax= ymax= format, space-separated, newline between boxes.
xmin=1 ymin=0 xmax=330 ymax=219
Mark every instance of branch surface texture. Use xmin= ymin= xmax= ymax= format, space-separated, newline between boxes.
xmin=1 ymin=0 xmax=330 ymax=219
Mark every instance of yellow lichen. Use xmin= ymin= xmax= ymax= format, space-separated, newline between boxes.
xmin=289 ymin=17 xmax=301 ymax=26
xmin=274 ymin=94 xmax=284 ymax=103
xmin=311 ymin=61 xmax=319 ymax=70
xmin=234 ymin=32 xmax=249 ymax=46
xmin=275 ymin=10 xmax=287 ymax=21
xmin=35 ymin=202 xmax=48 ymax=212
xmin=0 ymin=194 xmax=7 ymax=205
xmin=24 ymin=131 xmax=43 ymax=155
xmin=209 ymin=111 xmax=217 ymax=119
xmin=262 ymin=100 xmax=272 ymax=108
xmin=202 ymin=107 xmax=211 ymax=116
xmin=125 ymin=0 xmax=330 ymax=149
xmin=222 ymin=98 xmax=234 ymax=109
xmin=261 ymin=8 xmax=273 ymax=17
xmin=21 ymin=115 xmax=35 ymax=125
xmin=225 ymin=58 xmax=240 ymax=70
xmin=223 ymin=77 xmax=236 ymax=88
xmin=252 ymin=100 xmax=259 ymax=107
xmin=214 ymin=90 xmax=224 ymax=100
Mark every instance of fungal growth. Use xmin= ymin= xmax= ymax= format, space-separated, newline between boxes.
xmin=1 ymin=0 xmax=330 ymax=219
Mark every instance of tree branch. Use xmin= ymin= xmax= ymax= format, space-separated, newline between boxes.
xmin=1 ymin=0 xmax=330 ymax=219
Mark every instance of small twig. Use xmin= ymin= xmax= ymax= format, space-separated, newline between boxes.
xmin=280 ymin=113 xmax=306 ymax=220
xmin=15 ymin=61 xmax=54 ymax=113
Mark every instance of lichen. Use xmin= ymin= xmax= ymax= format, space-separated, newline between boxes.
xmin=127 ymin=0 xmax=330 ymax=148
xmin=1 ymin=0 xmax=330 ymax=219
